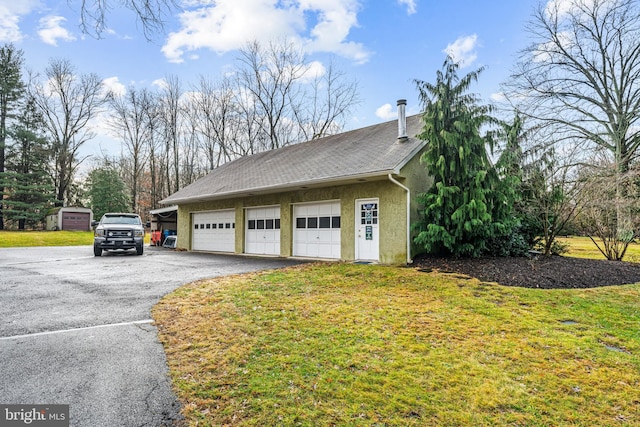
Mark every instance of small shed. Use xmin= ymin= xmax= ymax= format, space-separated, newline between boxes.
xmin=46 ymin=207 xmax=94 ymax=231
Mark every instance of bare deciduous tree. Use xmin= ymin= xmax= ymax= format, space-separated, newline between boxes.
xmin=156 ymin=75 xmax=183 ymax=194
xmin=519 ymin=131 xmax=588 ymax=255
xmin=108 ymin=86 xmax=155 ymax=214
xmin=578 ymin=160 xmax=640 ymax=260
xmin=232 ymin=81 xmax=268 ymax=156
xmin=179 ymin=115 xmax=203 ymax=187
xmin=31 ymin=58 xmax=106 ymax=205
xmin=235 ymin=39 xmax=307 ymax=150
xmin=144 ymin=98 xmax=163 ymax=209
xmin=76 ymin=0 xmax=178 ymax=39
xmin=190 ymin=76 xmax=239 ymax=169
xmin=296 ymin=58 xmax=360 ymax=141
xmin=507 ymin=0 xmax=640 ymax=173
xmin=87 ymin=40 xmax=361 ymax=211
xmin=233 ymin=39 xmax=360 ymax=153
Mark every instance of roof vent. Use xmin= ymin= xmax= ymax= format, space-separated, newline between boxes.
xmin=397 ymin=99 xmax=408 ymax=141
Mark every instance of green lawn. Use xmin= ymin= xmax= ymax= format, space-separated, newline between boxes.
xmin=559 ymin=236 xmax=640 ymax=263
xmin=0 ymin=230 xmax=95 ymax=247
xmin=0 ymin=230 xmax=152 ymax=247
xmin=153 ymin=263 xmax=640 ymax=426
xmin=4 ymin=230 xmax=638 ymax=424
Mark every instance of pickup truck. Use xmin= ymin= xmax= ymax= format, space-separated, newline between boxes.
xmin=92 ymin=213 xmax=145 ymax=256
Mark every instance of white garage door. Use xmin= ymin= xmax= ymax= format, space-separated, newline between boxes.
xmin=246 ymin=206 xmax=280 ymax=255
xmin=294 ymin=201 xmax=341 ymax=259
xmin=192 ymin=210 xmax=236 ymax=252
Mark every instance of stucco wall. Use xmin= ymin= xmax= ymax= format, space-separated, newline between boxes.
xmin=175 ymin=178 xmax=415 ymax=264
xmin=399 ymin=148 xmax=434 ymax=258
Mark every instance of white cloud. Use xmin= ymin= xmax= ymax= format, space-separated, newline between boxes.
xmin=0 ymin=0 xmax=40 ymax=42
xmin=545 ymin=0 xmax=616 ymax=20
xmin=102 ymin=77 xmax=127 ymax=97
xmin=397 ymin=0 xmax=417 ymax=15
xmin=299 ymin=0 xmax=370 ymax=63
xmin=375 ymin=103 xmax=397 ymax=120
xmin=38 ymin=15 xmax=76 ymax=46
xmin=545 ymin=0 xmax=574 ymax=18
xmin=162 ymin=0 xmax=371 ymax=64
xmin=299 ymin=60 xmax=327 ymax=83
xmin=490 ymin=92 xmax=506 ymax=103
xmin=151 ymin=78 xmax=169 ymax=90
xmin=162 ymin=0 xmax=299 ymax=63
xmin=443 ymin=34 xmax=478 ymax=68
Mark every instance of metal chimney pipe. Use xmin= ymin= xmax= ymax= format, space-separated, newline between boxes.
xmin=397 ymin=99 xmax=408 ymax=141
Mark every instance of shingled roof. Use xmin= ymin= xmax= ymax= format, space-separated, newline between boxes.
xmin=161 ymin=114 xmax=426 ymax=204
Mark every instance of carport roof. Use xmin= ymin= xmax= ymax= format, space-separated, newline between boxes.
xmin=161 ymin=114 xmax=426 ymax=204
xmin=149 ymin=205 xmax=178 ymax=215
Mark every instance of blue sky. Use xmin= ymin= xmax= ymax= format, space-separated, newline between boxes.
xmin=1 ymin=0 xmax=543 ymax=154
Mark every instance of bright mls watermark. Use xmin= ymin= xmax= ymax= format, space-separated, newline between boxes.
xmin=0 ymin=405 xmax=68 ymax=426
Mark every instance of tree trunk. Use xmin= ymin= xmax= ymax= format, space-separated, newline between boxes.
xmin=0 ymin=111 xmax=5 ymax=230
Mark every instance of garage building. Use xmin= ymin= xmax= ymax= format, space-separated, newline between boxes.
xmin=161 ymin=101 xmax=432 ymax=265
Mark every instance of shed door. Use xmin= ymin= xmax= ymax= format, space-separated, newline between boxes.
xmin=192 ymin=210 xmax=236 ymax=252
xmin=62 ymin=212 xmax=90 ymax=231
xmin=293 ymin=201 xmax=341 ymax=259
xmin=245 ymin=206 xmax=280 ymax=255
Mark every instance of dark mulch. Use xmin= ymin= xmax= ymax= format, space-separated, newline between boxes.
xmin=412 ymin=254 xmax=640 ymax=289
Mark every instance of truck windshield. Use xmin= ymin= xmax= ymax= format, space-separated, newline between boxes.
xmin=102 ymin=216 xmax=140 ymax=225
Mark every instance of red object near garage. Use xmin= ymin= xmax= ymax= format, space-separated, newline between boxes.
xmin=151 ymin=231 xmax=162 ymax=246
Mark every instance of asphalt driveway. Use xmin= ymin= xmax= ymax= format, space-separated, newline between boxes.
xmin=0 ymin=245 xmax=301 ymax=426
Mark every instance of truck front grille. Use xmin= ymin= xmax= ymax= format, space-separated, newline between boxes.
xmin=108 ymin=229 xmax=133 ymax=238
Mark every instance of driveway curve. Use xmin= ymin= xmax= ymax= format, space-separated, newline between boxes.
xmin=0 ymin=246 xmax=301 ymax=426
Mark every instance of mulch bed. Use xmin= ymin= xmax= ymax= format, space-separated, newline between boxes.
xmin=412 ymin=254 xmax=640 ymax=289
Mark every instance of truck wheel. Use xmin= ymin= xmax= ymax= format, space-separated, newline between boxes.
xmin=136 ymin=244 xmax=144 ymax=256
xmin=94 ymin=245 xmax=102 ymax=257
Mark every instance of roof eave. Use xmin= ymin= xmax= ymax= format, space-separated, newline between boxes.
xmin=396 ymin=139 xmax=428 ymax=170
xmin=160 ymin=170 xmax=401 ymax=205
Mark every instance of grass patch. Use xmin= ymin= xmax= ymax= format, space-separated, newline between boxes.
xmin=0 ymin=230 xmax=95 ymax=247
xmin=0 ymin=230 xmax=153 ymax=247
xmin=153 ymin=263 xmax=640 ymax=426
xmin=558 ymin=236 xmax=640 ymax=262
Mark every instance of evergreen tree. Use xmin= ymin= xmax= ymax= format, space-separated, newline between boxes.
xmin=489 ymin=113 xmax=531 ymax=256
xmin=413 ymin=56 xmax=512 ymax=257
xmin=86 ymin=165 xmax=131 ymax=218
xmin=1 ymin=97 xmax=54 ymax=229
xmin=0 ymin=44 xmax=25 ymax=229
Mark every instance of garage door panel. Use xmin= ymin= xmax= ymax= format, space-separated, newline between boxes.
xmin=293 ymin=202 xmax=341 ymax=259
xmin=62 ymin=212 xmax=90 ymax=231
xmin=245 ymin=207 xmax=281 ymax=255
xmin=192 ymin=210 xmax=235 ymax=252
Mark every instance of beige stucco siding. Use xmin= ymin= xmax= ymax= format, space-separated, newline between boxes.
xmin=399 ymin=148 xmax=434 ymax=258
xmin=175 ymin=178 xmax=415 ymax=264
